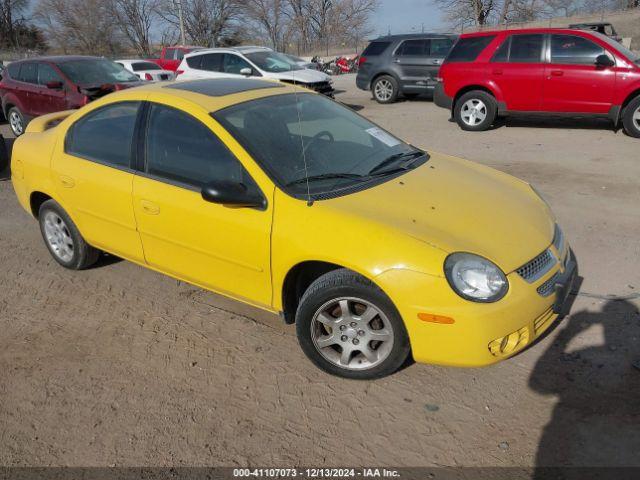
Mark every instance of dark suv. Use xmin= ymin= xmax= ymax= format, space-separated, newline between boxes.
xmin=0 ymin=56 xmax=141 ymax=136
xmin=356 ymin=33 xmax=458 ymax=103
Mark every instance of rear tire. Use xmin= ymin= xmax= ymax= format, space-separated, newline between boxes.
xmin=454 ymin=90 xmax=497 ymax=131
xmin=621 ymin=96 xmax=640 ymax=139
xmin=372 ymin=75 xmax=399 ymax=104
xmin=0 ymin=135 xmax=7 ymax=173
xmin=38 ymin=199 xmax=100 ymax=270
xmin=295 ymin=269 xmax=411 ymax=380
xmin=8 ymin=106 xmax=25 ymax=137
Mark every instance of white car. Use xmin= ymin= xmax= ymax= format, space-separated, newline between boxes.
xmin=115 ymin=59 xmax=176 ymax=81
xmin=176 ymin=47 xmax=334 ymax=96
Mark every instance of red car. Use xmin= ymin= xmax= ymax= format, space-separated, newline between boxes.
xmin=0 ymin=56 xmax=142 ymax=136
xmin=434 ymin=28 xmax=640 ymax=138
xmin=150 ymin=45 xmax=203 ymax=72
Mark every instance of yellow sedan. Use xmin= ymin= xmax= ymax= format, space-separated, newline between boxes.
xmin=10 ymin=78 xmax=577 ymax=379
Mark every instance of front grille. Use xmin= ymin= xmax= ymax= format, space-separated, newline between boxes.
xmin=307 ymin=81 xmax=334 ymax=96
xmin=516 ymin=249 xmax=556 ymax=283
xmin=537 ymin=271 xmax=560 ymax=297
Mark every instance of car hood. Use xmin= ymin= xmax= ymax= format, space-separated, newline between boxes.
xmin=268 ymin=68 xmax=330 ymax=83
xmin=322 ymin=153 xmax=555 ymax=274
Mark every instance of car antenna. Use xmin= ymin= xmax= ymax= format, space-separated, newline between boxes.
xmin=291 ymin=67 xmax=313 ymax=206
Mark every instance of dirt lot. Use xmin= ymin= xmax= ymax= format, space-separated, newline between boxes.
xmin=1 ymin=74 xmax=639 ymax=469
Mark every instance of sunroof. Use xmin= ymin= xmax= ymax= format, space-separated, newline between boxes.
xmin=164 ymin=78 xmax=284 ymax=96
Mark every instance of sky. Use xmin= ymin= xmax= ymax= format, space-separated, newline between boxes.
xmin=371 ymin=0 xmax=447 ymax=38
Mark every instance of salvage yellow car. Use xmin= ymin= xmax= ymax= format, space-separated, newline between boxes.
xmin=11 ymin=78 xmax=577 ymax=379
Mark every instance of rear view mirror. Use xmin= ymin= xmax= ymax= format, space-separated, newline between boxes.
xmin=595 ymin=54 xmax=615 ymax=68
xmin=201 ymin=180 xmax=265 ymax=209
xmin=240 ymin=67 xmax=253 ymax=77
xmin=46 ymin=81 xmax=64 ymax=90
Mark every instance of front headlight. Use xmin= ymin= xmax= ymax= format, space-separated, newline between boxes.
xmin=444 ymin=253 xmax=508 ymax=302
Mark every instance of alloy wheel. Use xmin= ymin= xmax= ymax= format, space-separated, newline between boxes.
xmin=633 ymin=106 xmax=640 ymax=130
xmin=461 ymin=99 xmax=487 ymax=126
xmin=310 ymin=296 xmax=394 ymax=370
xmin=374 ymin=79 xmax=393 ymax=102
xmin=43 ymin=211 xmax=75 ymax=262
xmin=9 ymin=110 xmax=23 ymax=136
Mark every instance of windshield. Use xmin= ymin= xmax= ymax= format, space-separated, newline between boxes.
xmin=245 ymin=51 xmax=304 ymax=72
xmin=214 ymin=93 xmax=424 ymax=198
xmin=58 ymin=59 xmax=139 ymax=84
xmin=132 ymin=61 xmax=162 ymax=71
xmin=593 ymin=32 xmax=639 ymax=63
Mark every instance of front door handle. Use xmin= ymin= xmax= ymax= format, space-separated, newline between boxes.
xmin=550 ymin=70 xmax=563 ymax=77
xmin=59 ymin=175 xmax=75 ymax=188
xmin=141 ymin=200 xmax=160 ymax=215
xmin=492 ymin=69 xmax=503 ymax=75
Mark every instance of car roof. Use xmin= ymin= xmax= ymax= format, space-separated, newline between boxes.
xmin=184 ymin=46 xmax=272 ymax=57
xmin=459 ymin=27 xmax=600 ymax=37
xmin=99 ymin=78 xmax=311 ymax=113
xmin=10 ymin=55 xmax=105 ymax=64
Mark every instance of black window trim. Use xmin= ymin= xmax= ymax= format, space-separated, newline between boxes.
xmin=64 ymin=100 xmax=142 ymax=173
xmin=135 ymin=100 xmax=267 ymax=209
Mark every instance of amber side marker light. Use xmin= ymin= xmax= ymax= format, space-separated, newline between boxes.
xmin=418 ymin=313 xmax=455 ymax=324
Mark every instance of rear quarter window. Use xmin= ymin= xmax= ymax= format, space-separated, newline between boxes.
xmin=6 ymin=62 xmax=20 ymax=79
xmin=362 ymin=41 xmax=391 ymax=56
xmin=446 ymin=35 xmax=496 ymax=62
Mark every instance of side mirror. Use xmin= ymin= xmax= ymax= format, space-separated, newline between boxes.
xmin=595 ymin=54 xmax=615 ymax=68
xmin=239 ymin=67 xmax=253 ymax=77
xmin=46 ymin=80 xmax=64 ymax=89
xmin=201 ymin=180 xmax=265 ymax=209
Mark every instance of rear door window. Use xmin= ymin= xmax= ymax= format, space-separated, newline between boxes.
xmin=362 ymin=41 xmax=391 ymax=56
xmin=491 ymin=38 xmax=510 ymax=62
xmin=66 ymin=102 xmax=140 ymax=169
xmin=446 ymin=35 xmax=495 ymax=62
xmin=550 ymin=34 xmax=606 ymax=65
xmin=38 ymin=63 xmax=63 ymax=85
xmin=7 ymin=62 xmax=21 ymax=79
xmin=396 ymin=39 xmax=429 ymax=56
xmin=199 ymin=53 xmax=223 ymax=71
xmin=430 ymin=38 xmax=455 ymax=56
xmin=18 ymin=63 xmax=38 ymax=83
xmin=165 ymin=48 xmax=176 ymax=60
xmin=508 ymin=34 xmax=544 ymax=63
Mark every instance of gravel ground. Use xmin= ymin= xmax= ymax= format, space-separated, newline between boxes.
xmin=0 ymin=74 xmax=639 ymax=468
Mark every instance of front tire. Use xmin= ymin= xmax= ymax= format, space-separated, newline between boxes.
xmin=8 ymin=106 xmax=25 ymax=137
xmin=295 ymin=269 xmax=411 ymax=379
xmin=38 ymin=199 xmax=100 ymax=270
xmin=621 ymin=96 xmax=640 ymax=139
xmin=372 ymin=75 xmax=399 ymax=104
xmin=454 ymin=90 xmax=497 ymax=131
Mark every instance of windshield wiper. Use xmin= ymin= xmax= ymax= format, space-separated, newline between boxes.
xmin=367 ymin=150 xmax=426 ymax=176
xmin=286 ymin=173 xmax=366 ymax=187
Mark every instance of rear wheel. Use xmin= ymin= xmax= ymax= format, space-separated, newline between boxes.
xmin=38 ymin=200 xmax=100 ymax=270
xmin=295 ymin=269 xmax=411 ymax=379
xmin=372 ymin=75 xmax=399 ymax=104
xmin=0 ymin=135 xmax=7 ymax=173
xmin=8 ymin=106 xmax=25 ymax=137
xmin=621 ymin=96 xmax=640 ymax=139
xmin=454 ymin=90 xmax=497 ymax=131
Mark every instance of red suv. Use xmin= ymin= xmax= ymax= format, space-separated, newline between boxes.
xmin=434 ymin=29 xmax=640 ymax=138
xmin=0 ymin=56 xmax=142 ymax=136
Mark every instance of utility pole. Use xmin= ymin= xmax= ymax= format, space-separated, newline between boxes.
xmin=421 ymin=23 xmax=424 ymax=33
xmin=175 ymin=0 xmax=187 ymax=45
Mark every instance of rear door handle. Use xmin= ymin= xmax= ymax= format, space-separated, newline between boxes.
xmin=59 ymin=175 xmax=75 ymax=188
xmin=492 ymin=69 xmax=503 ymax=75
xmin=141 ymin=200 xmax=160 ymax=215
xmin=550 ymin=70 xmax=563 ymax=77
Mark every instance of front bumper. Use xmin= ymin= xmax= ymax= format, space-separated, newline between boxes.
xmin=375 ymin=248 xmax=577 ymax=367
xmin=434 ymin=82 xmax=453 ymax=110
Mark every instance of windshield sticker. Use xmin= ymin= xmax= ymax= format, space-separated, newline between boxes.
xmin=366 ymin=127 xmax=401 ymax=147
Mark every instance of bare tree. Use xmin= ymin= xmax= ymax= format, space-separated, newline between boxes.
xmin=35 ymin=0 xmax=122 ymax=54
xmin=0 ymin=0 xmax=28 ymax=46
xmin=110 ymin=0 xmax=159 ymax=56
xmin=157 ymin=0 xmax=238 ymax=47
xmin=245 ymin=0 xmax=288 ymax=51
